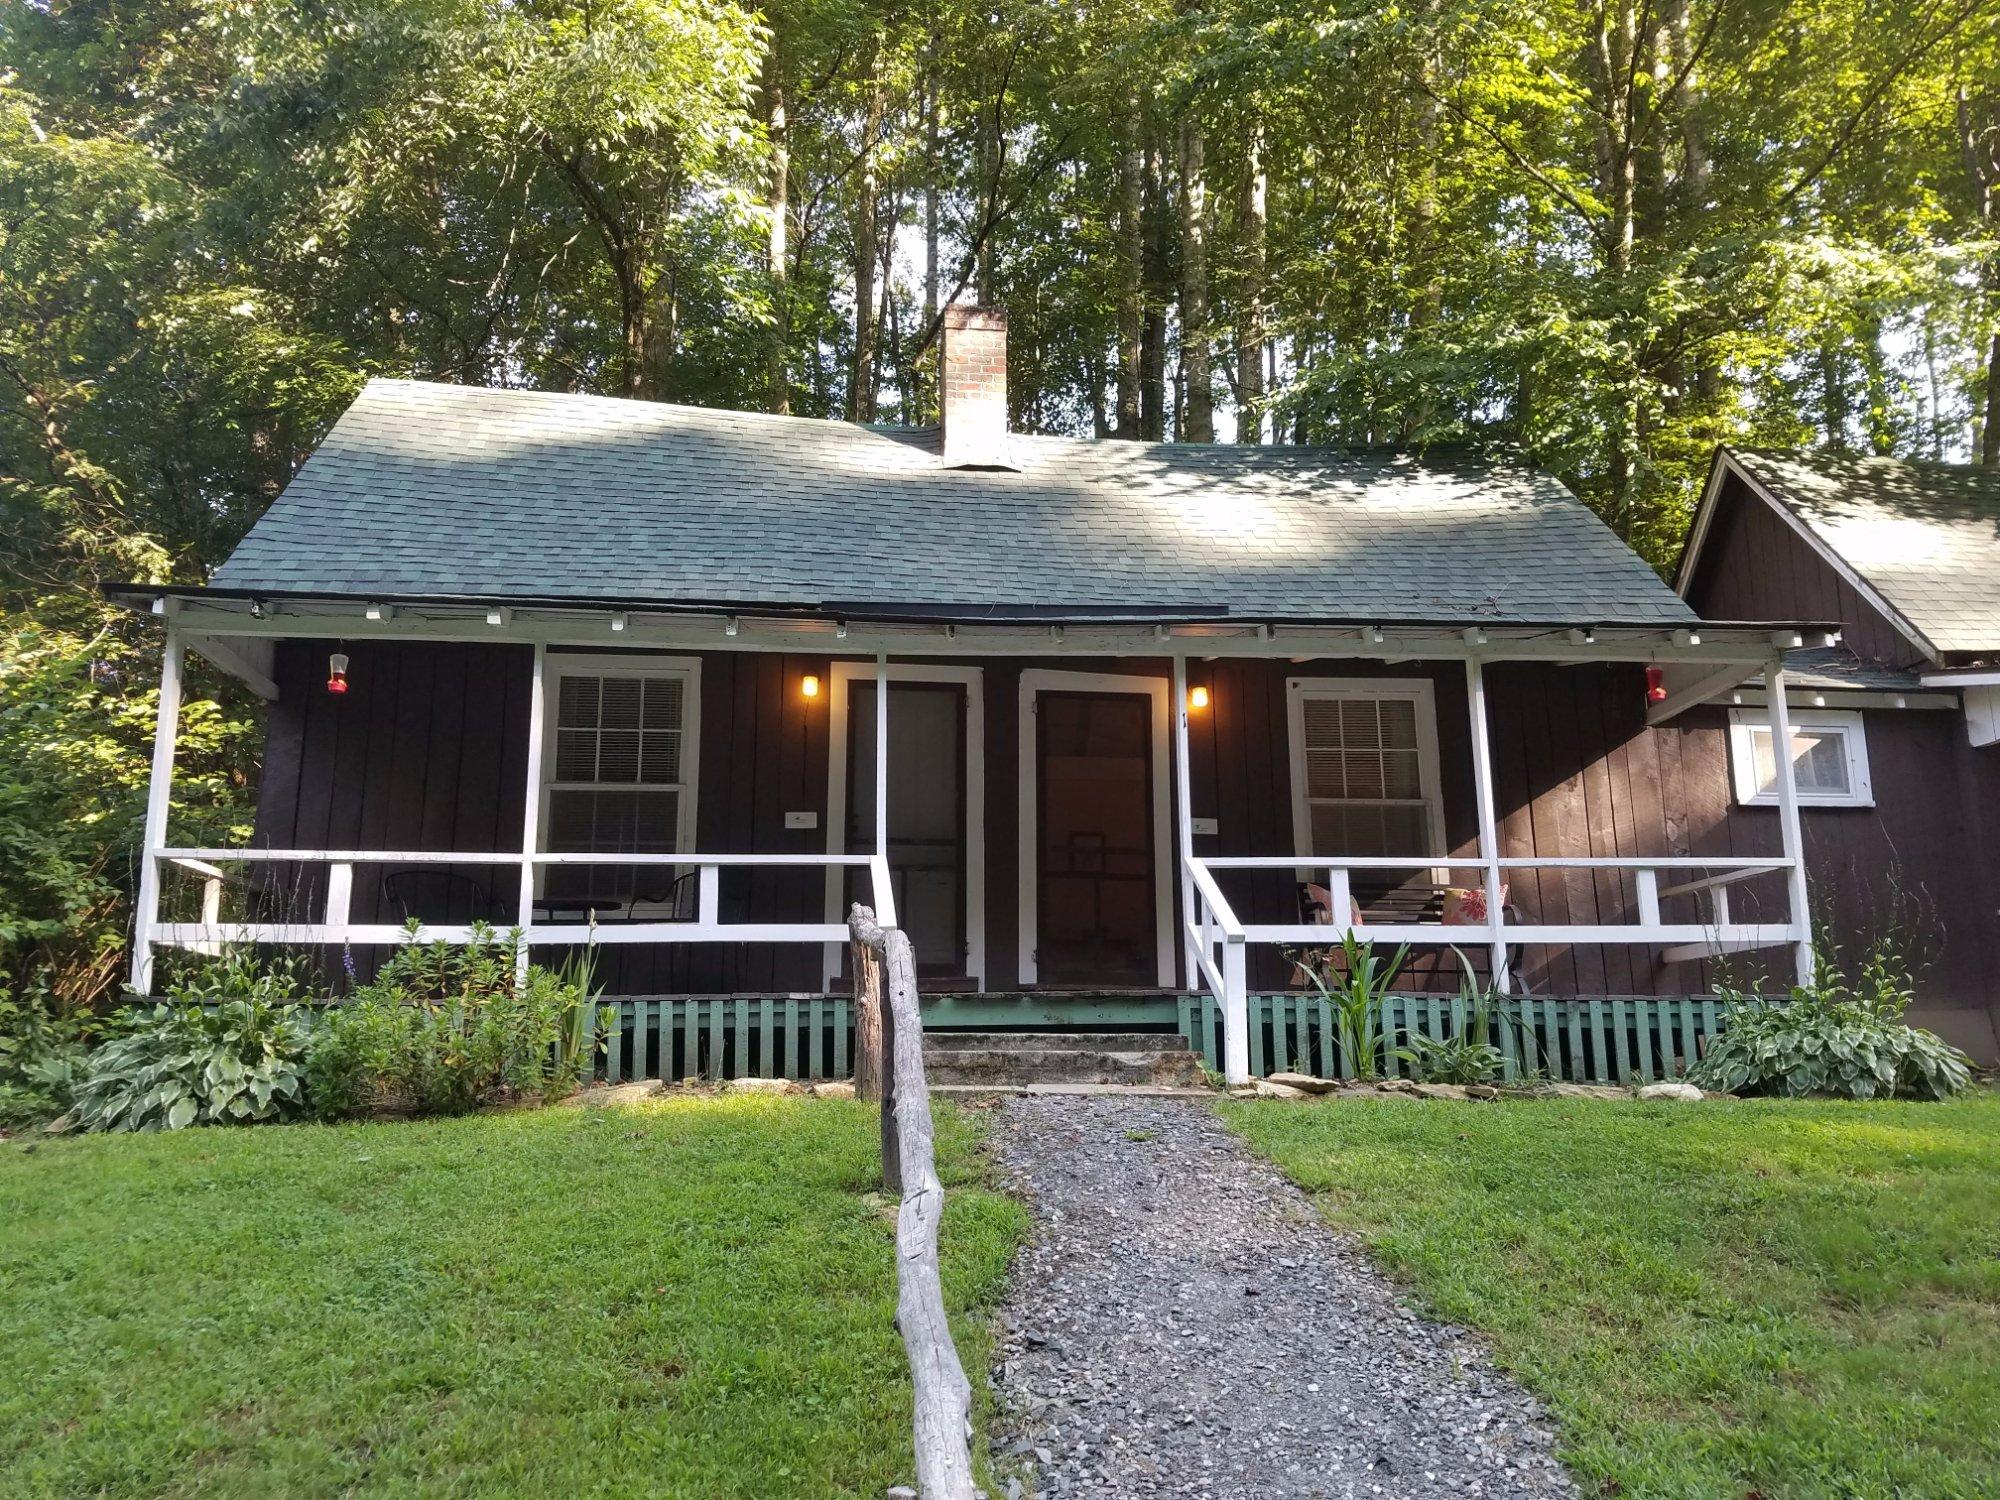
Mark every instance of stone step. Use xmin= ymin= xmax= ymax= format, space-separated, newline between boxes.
xmin=923 ymin=1030 xmax=1192 ymax=1053
xmin=921 ymin=1043 xmax=1209 ymax=1089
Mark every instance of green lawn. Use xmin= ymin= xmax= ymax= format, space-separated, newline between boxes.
xmin=0 ymin=1095 xmax=1026 ymax=1499
xmin=1224 ymin=1091 xmax=2000 ymax=1500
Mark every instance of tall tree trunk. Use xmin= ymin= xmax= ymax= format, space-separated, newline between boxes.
xmin=1820 ymin=341 xmax=1852 ymax=452
xmin=765 ymin=50 xmax=791 ymax=415
xmin=1961 ymin=87 xmax=1999 ymax=464
xmin=921 ymin=65 xmax=941 ymax=421
xmin=1141 ymin=133 xmax=1169 ymax=440
xmin=849 ymin=49 xmax=886 ymax=423
xmin=1583 ymin=0 xmax=1641 ymax=528
xmin=1236 ymin=119 xmax=1267 ymax=445
xmin=1981 ymin=335 xmax=2000 ymax=467
xmin=1115 ymin=90 xmax=1145 ymax=438
xmin=976 ymin=88 xmax=1000 ymax=304
xmin=1178 ymin=115 xmax=1213 ymax=443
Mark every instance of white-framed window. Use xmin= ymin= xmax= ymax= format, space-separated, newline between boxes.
xmin=539 ymin=655 xmax=701 ymax=915
xmin=1727 ymin=707 xmax=1872 ymax=809
xmin=1286 ymin=678 xmax=1446 ymax=858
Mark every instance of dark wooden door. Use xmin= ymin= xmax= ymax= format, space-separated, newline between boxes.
xmin=1035 ymin=691 xmax=1155 ymax=986
xmin=846 ymin=681 xmax=969 ymax=978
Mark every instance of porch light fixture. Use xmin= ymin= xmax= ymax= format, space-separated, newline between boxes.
xmin=364 ymin=602 xmax=393 ymax=622
xmin=486 ymin=606 xmax=511 ymax=627
xmin=249 ymin=598 xmax=267 ymax=620
xmin=725 ymin=616 xmax=740 ymax=637
xmin=1368 ymin=626 xmax=1385 ymax=645
xmin=327 ymin=651 xmax=350 ymax=695
xmin=1568 ymin=627 xmax=1596 ymax=646
xmin=1187 ymin=685 xmax=1211 ymax=711
xmin=1645 ymin=665 xmax=1667 ymax=705
xmin=1673 ymin=628 xmax=1702 ymax=647
xmin=609 ymin=613 xmax=628 ymax=633
xmin=800 ymin=673 xmax=822 ymax=700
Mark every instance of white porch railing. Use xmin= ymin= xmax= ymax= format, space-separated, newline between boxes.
xmin=139 ymin=847 xmax=897 ymax=986
xmin=1182 ymin=851 xmax=1805 ymax=1085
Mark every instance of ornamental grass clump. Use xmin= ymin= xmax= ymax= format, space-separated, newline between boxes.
xmin=1293 ymin=933 xmax=1408 ymax=1079
xmin=1690 ymin=937 xmax=1972 ymax=1101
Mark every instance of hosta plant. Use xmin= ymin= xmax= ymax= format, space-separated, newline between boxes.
xmin=1690 ymin=996 xmax=1971 ymax=1100
xmin=62 ymin=1000 xmax=313 ymax=1132
xmin=1691 ymin=939 xmax=1972 ymax=1101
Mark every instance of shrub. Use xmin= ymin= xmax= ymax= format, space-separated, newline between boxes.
xmin=0 ymin=977 xmax=89 ymax=1128
xmin=63 ymin=999 xmax=313 ymax=1132
xmin=1691 ymin=941 xmax=1973 ymax=1101
xmin=311 ymin=924 xmax=607 ymax=1118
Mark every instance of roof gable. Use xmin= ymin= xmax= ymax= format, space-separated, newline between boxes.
xmin=1682 ymin=448 xmax=2000 ymax=662
xmin=213 ymin=378 xmax=1697 ymax=626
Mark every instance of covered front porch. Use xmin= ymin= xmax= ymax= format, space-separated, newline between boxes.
xmin=129 ymin=599 xmax=1829 ymax=1083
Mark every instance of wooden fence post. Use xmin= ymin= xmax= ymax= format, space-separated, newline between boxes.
xmin=854 ymin=935 xmax=885 ymax=1101
xmin=880 ymin=958 xmax=902 ymax=1194
xmin=848 ymin=901 xmax=975 ymax=1499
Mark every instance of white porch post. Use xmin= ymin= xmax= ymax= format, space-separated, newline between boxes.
xmin=1463 ymin=657 xmax=1510 ymax=993
xmin=1171 ymin=654 xmax=1197 ymax=989
xmin=874 ymin=653 xmax=889 ymax=861
xmin=1762 ymin=658 xmax=1815 ymax=985
xmin=515 ymin=642 xmax=546 ymax=983
xmin=129 ymin=628 xmax=185 ymax=995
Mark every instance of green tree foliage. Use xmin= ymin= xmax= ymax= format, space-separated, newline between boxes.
xmin=2 ymin=0 xmax=1997 ymax=1009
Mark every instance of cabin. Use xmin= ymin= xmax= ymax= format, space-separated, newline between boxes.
xmin=115 ymin=307 xmax=1847 ymax=1085
xmin=1677 ymin=449 xmax=2000 ymax=1059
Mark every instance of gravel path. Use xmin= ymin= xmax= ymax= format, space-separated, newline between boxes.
xmin=983 ymin=1095 xmax=1576 ymax=1500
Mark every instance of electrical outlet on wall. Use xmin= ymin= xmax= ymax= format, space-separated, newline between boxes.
xmin=784 ymin=810 xmax=818 ymax=830
xmin=1190 ymin=816 xmax=1219 ymax=836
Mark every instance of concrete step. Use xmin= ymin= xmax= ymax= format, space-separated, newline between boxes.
xmin=923 ymin=1030 xmax=1190 ymax=1053
xmin=921 ymin=1038 xmax=1209 ymax=1089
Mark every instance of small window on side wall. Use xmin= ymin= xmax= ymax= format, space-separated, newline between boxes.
xmin=1727 ymin=707 xmax=1872 ymax=808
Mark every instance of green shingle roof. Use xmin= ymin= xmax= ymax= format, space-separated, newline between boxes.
xmin=1729 ymin=448 xmax=2000 ymax=658
xmin=213 ymin=378 xmax=1697 ymax=625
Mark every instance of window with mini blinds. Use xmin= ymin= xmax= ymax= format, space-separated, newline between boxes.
xmin=540 ymin=661 xmax=699 ymax=914
xmin=1287 ymin=680 xmax=1445 ymax=858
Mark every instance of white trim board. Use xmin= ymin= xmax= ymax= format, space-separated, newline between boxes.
xmin=1016 ymin=668 xmax=1175 ymax=988
xmin=821 ymin=662 xmax=986 ymax=989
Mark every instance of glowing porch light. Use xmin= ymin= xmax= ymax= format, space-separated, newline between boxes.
xmin=801 ymin=673 xmax=822 ymax=700
xmin=1188 ymin=685 xmax=1211 ymax=711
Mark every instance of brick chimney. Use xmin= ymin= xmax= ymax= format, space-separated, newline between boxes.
xmin=940 ymin=304 xmax=1016 ymax=470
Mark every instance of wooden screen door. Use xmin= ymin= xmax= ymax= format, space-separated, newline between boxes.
xmin=846 ymin=680 xmax=969 ymax=979
xmin=1034 ymin=691 xmax=1157 ymax=986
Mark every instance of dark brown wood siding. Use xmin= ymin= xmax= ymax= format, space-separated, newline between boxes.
xmin=246 ymin=637 xmax=2000 ymax=1058
xmin=1685 ymin=470 xmax=1923 ymax=666
xmin=1680 ymin=469 xmax=2000 ymax=1057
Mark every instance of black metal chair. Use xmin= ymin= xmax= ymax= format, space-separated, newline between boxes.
xmin=378 ymin=868 xmax=498 ymax=925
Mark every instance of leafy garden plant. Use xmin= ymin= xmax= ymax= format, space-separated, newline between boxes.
xmin=1691 ymin=938 xmax=1972 ymax=1101
xmin=1294 ymin=934 xmax=1408 ymax=1080
xmin=311 ymin=923 xmax=608 ymax=1118
xmin=1393 ymin=950 xmax=1508 ymax=1085
xmin=63 ymin=1000 xmax=313 ymax=1132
